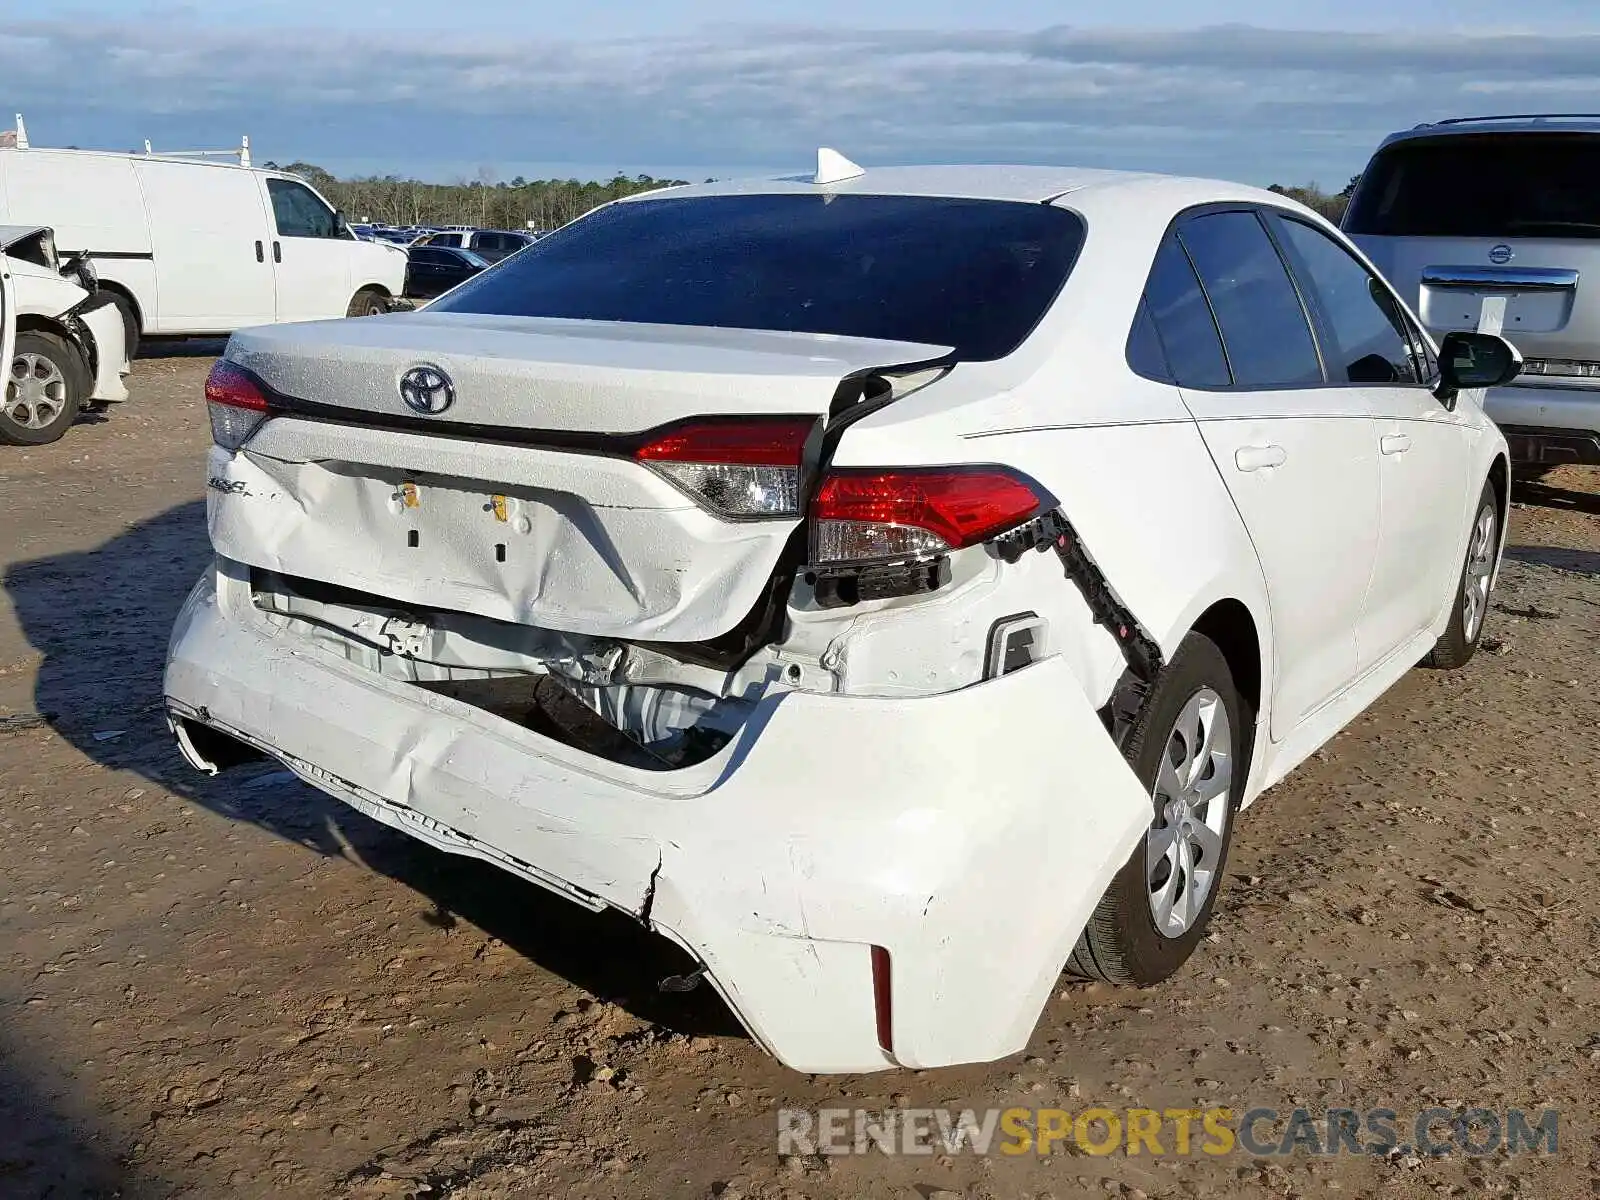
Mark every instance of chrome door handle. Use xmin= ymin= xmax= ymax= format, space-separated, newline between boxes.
xmin=1234 ymin=444 xmax=1287 ymax=472
xmin=1381 ymin=434 xmax=1413 ymax=456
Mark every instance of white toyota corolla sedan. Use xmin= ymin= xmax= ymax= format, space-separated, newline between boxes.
xmin=166 ymin=157 xmax=1519 ymax=1073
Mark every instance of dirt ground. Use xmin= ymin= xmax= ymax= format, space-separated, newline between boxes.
xmin=2 ymin=349 xmax=1599 ymax=1200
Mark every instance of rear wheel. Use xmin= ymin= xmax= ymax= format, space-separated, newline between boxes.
xmin=346 ymin=288 xmax=390 ymax=318
xmin=1067 ymin=633 xmax=1244 ymax=986
xmin=2 ymin=331 xmax=87 ymax=446
xmin=1423 ymin=480 xmax=1498 ymax=670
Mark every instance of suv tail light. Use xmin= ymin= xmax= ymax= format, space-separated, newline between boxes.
xmin=810 ymin=466 xmax=1045 ymax=563
xmin=205 ymin=361 xmax=278 ymax=450
xmin=634 ymin=418 xmax=816 ymax=518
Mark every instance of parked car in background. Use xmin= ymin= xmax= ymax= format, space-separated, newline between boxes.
xmin=0 ymin=134 xmax=407 ymax=351
xmin=1346 ymin=114 xmax=1600 ymax=469
xmin=169 ymin=161 xmax=1518 ymax=1073
xmin=404 ymin=244 xmax=489 ymax=299
xmin=417 ymin=229 xmax=537 ymax=262
xmin=2 ymin=224 xmax=129 ymax=444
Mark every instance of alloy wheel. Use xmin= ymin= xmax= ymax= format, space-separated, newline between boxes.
xmin=1462 ymin=502 xmax=1496 ymax=643
xmin=5 ymin=352 xmax=69 ymax=430
xmin=1146 ymin=687 xmax=1233 ymax=938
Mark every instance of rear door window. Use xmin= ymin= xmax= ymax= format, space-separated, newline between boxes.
xmin=1139 ymin=233 xmax=1230 ymax=387
xmin=1179 ymin=211 xmax=1324 ymax=388
xmin=1346 ymin=133 xmax=1600 ymax=239
xmin=1270 ymin=215 xmax=1419 ymax=384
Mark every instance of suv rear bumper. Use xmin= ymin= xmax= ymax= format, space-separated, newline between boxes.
xmin=164 ymin=561 xmax=1153 ymax=1073
xmin=1484 ymin=385 xmax=1600 ymax=464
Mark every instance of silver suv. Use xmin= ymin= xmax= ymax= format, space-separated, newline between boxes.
xmin=1346 ymin=114 xmax=1600 ymax=468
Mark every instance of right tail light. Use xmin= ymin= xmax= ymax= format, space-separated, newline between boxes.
xmin=205 ymin=361 xmax=279 ymax=451
xmin=810 ymin=466 xmax=1045 ymax=563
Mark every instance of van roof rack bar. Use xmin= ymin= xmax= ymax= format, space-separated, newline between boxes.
xmin=1419 ymin=113 xmax=1600 ymax=129
xmin=142 ymin=134 xmax=252 ymax=167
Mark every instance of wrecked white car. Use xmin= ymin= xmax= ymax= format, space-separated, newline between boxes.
xmin=1 ymin=224 xmax=129 ymax=444
xmin=166 ymin=161 xmax=1514 ymax=1072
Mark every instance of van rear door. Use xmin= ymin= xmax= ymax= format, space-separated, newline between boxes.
xmin=135 ymin=159 xmax=276 ymax=333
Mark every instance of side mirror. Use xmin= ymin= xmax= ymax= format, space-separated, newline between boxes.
xmin=1435 ymin=331 xmax=1522 ymax=407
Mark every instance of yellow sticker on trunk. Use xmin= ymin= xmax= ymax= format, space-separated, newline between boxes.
xmin=400 ymin=482 xmax=421 ymax=509
xmin=491 ymin=495 xmax=509 ymax=523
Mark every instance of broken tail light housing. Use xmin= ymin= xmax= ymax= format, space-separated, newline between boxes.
xmin=810 ymin=466 xmax=1046 ymax=564
xmin=634 ymin=417 xmax=816 ymax=518
xmin=205 ymin=360 xmax=278 ymax=451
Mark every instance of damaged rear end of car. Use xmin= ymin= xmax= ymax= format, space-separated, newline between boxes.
xmin=166 ymin=187 xmax=1160 ymax=1072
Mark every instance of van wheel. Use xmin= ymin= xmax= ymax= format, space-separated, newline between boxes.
xmin=2 ymin=331 xmax=87 ymax=446
xmin=1066 ymin=633 xmax=1244 ymax=986
xmin=103 ymin=290 xmax=141 ymax=361
xmin=347 ymin=288 xmax=390 ymax=318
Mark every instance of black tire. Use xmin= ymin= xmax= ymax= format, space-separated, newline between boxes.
xmin=347 ymin=288 xmax=390 ymax=318
xmin=103 ymin=289 xmax=141 ymax=361
xmin=1 ymin=330 xmax=88 ymax=446
xmin=1423 ymin=479 xmax=1498 ymax=670
xmin=1067 ymin=632 xmax=1245 ymax=986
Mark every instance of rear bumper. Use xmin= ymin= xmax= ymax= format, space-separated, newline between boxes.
xmin=164 ymin=561 xmax=1153 ymax=1073
xmin=1484 ymin=385 xmax=1600 ymax=463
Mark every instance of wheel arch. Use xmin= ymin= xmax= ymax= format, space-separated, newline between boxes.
xmin=13 ymin=312 xmax=77 ymax=343
xmin=1487 ymin=452 xmax=1510 ymax=579
xmin=94 ymin=279 xmax=144 ymax=330
xmin=1190 ymin=597 xmax=1263 ymax=728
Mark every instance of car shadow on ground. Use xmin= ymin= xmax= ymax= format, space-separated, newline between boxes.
xmin=1513 ymin=473 xmax=1600 ymax=517
xmin=3 ymin=499 xmax=742 ymax=1041
xmin=0 ymin=1032 xmax=168 ymax=1198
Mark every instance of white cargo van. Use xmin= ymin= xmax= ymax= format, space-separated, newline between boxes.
xmin=0 ymin=141 xmax=407 ymax=353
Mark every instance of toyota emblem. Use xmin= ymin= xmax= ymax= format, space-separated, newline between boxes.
xmin=1488 ymin=244 xmax=1514 ymax=266
xmin=399 ymin=364 xmax=455 ymax=415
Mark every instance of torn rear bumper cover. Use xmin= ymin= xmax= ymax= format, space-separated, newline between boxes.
xmin=164 ymin=563 xmax=1152 ymax=1073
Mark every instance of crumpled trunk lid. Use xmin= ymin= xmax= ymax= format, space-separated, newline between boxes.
xmin=208 ymin=313 xmax=949 ymax=642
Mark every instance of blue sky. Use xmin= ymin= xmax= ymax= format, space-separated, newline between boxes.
xmin=5 ymin=1 xmax=1599 ymax=186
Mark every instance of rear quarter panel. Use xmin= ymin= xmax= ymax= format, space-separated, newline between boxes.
xmin=836 ymin=389 xmax=1275 ymax=740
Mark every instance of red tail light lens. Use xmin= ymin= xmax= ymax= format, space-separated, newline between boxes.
xmin=205 ymin=361 xmax=276 ymax=450
xmin=634 ymin=417 xmax=815 ymax=518
xmin=811 ymin=466 xmax=1044 ymax=563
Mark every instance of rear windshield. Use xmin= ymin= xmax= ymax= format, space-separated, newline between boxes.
xmin=1346 ymin=133 xmax=1600 ymax=239
xmin=431 ymin=193 xmax=1087 ymax=361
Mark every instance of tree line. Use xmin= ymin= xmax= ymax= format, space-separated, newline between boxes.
xmin=266 ymin=162 xmax=1364 ymax=232
xmin=265 ymin=162 xmax=690 ymax=231
xmin=1266 ymin=176 xmax=1363 ymax=224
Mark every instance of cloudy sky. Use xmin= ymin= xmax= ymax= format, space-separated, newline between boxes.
xmin=4 ymin=1 xmax=1599 ymax=186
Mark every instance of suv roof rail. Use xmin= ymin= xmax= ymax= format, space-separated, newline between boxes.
xmin=1416 ymin=113 xmax=1600 ymax=129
